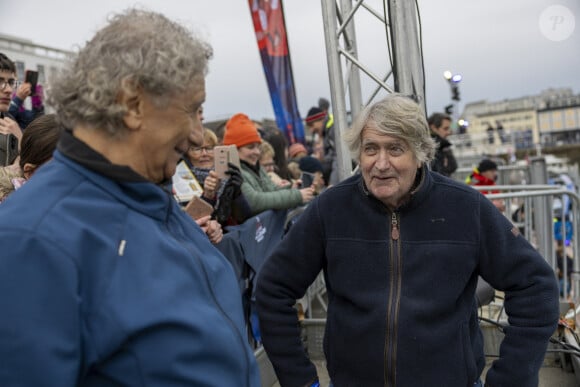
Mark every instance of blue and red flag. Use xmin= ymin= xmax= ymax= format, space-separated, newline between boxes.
xmin=249 ymin=0 xmax=304 ymax=144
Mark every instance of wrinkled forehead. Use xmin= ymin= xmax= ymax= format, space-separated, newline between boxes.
xmin=361 ymin=126 xmax=406 ymax=145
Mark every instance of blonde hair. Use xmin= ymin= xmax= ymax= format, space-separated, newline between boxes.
xmin=287 ymin=160 xmax=301 ymax=179
xmin=202 ymin=128 xmax=218 ymax=147
xmin=260 ymin=140 xmax=275 ymax=159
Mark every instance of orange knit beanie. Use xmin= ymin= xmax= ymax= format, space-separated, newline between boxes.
xmin=288 ymin=143 xmax=308 ymax=158
xmin=223 ymin=113 xmax=262 ymax=148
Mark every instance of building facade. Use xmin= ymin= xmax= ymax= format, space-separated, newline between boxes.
xmin=0 ymin=34 xmax=72 ymax=110
xmin=538 ymin=94 xmax=580 ymax=147
xmin=451 ymin=88 xmax=580 ymax=161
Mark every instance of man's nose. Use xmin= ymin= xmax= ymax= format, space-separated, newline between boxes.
xmin=374 ymin=150 xmax=391 ymax=169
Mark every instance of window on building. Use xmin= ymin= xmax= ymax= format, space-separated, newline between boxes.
xmin=49 ymin=66 xmax=58 ymax=82
xmin=15 ymin=61 xmax=25 ymax=80
xmin=37 ymin=65 xmax=46 ymax=84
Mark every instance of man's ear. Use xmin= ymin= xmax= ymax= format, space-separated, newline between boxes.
xmin=118 ymin=79 xmax=144 ymax=131
xmin=22 ymin=163 xmax=37 ymax=179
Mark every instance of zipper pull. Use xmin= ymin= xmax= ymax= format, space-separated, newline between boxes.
xmin=391 ymin=213 xmax=399 ymax=240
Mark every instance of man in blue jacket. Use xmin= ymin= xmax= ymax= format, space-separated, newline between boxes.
xmin=256 ymin=94 xmax=559 ymax=387
xmin=0 ymin=9 xmax=259 ymax=387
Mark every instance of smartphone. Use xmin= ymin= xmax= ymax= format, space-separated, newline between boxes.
xmin=300 ymin=171 xmax=315 ymax=188
xmin=25 ymin=70 xmax=39 ymax=95
xmin=214 ymin=145 xmax=240 ymax=179
xmin=184 ymin=195 xmax=214 ymax=220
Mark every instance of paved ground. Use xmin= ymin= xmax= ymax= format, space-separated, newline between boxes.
xmin=271 ymin=360 xmax=579 ymax=387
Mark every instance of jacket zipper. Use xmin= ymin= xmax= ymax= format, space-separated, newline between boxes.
xmin=385 ymin=212 xmax=401 ymax=387
xmin=391 ymin=212 xmax=400 ymax=240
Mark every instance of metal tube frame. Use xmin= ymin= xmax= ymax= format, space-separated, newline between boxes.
xmin=320 ymin=0 xmax=426 ymax=181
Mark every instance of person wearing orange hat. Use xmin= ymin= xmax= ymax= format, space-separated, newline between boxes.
xmin=287 ymin=142 xmax=309 ymax=181
xmin=223 ymin=113 xmax=315 ymax=217
xmin=288 ymin=142 xmax=308 ymax=160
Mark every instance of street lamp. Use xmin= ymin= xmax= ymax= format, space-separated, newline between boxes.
xmin=457 ymin=119 xmax=469 ymax=134
xmin=444 ymin=71 xmax=461 ymax=101
xmin=443 ymin=70 xmax=461 ymax=101
xmin=443 ymin=70 xmax=463 ymax=134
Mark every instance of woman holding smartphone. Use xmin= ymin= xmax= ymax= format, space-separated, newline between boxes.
xmin=184 ymin=127 xmax=251 ymax=227
xmin=222 ymin=113 xmax=315 ymax=217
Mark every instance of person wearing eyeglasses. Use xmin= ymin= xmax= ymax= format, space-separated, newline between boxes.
xmin=0 ymin=53 xmax=23 ymax=166
xmin=260 ymin=140 xmax=292 ymax=188
xmin=184 ymin=128 xmax=220 ymax=197
xmin=184 ymin=127 xmax=251 ymax=227
xmin=0 ymin=53 xmax=45 ymax=131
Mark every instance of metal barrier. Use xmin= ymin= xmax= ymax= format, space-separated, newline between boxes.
xmin=457 ymin=156 xmax=579 ymax=301
xmin=474 ymin=184 xmax=580 ymax=302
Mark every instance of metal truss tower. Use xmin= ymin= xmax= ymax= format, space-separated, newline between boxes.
xmin=320 ymin=0 xmax=426 ymax=180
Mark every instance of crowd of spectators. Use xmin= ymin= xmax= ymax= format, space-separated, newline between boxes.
xmin=0 ymin=9 xmax=561 ymax=387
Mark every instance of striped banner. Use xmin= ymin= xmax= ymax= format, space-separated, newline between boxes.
xmin=249 ymin=0 xmax=304 ymax=144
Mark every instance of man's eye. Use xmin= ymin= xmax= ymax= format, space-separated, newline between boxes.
xmin=363 ymin=145 xmax=378 ymax=154
xmin=388 ymin=146 xmax=405 ymax=156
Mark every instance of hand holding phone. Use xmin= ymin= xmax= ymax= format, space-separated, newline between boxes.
xmin=300 ymin=172 xmax=315 ymax=188
xmin=214 ymin=145 xmax=240 ymax=179
xmin=25 ymin=70 xmax=39 ymax=96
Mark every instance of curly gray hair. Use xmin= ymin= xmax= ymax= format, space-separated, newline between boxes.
xmin=48 ymin=8 xmax=213 ymax=136
xmin=343 ymin=94 xmax=436 ymax=164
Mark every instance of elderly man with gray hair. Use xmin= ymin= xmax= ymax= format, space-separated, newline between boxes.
xmin=0 ymin=8 xmax=259 ymax=386
xmin=256 ymin=93 xmax=558 ymax=387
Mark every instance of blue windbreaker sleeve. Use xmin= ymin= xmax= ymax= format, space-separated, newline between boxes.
xmin=0 ymin=231 xmax=80 ymax=386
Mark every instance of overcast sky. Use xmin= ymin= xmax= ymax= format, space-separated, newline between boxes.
xmin=2 ymin=0 xmax=578 ymax=122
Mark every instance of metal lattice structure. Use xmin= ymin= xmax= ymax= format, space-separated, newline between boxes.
xmin=320 ymin=0 xmax=426 ymax=181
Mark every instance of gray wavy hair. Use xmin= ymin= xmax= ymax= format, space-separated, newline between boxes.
xmin=48 ymin=8 xmax=213 ymax=136
xmin=343 ymin=94 xmax=436 ymax=163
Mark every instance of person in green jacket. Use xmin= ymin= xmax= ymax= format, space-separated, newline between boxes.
xmin=222 ymin=113 xmax=314 ymax=218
